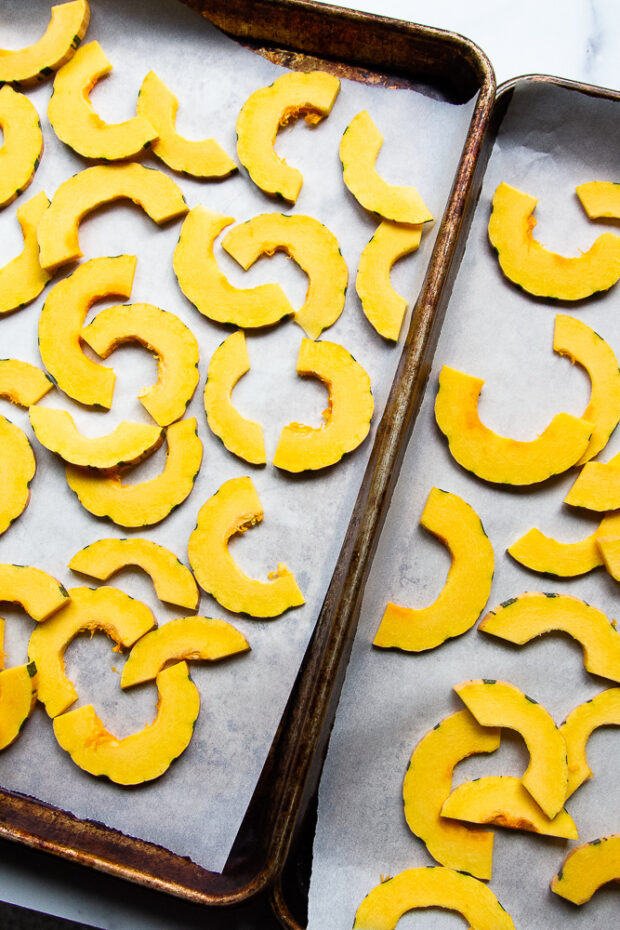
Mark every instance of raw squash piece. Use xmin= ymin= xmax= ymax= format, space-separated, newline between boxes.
xmin=69 ymin=537 xmax=199 ymax=610
xmin=53 ymin=660 xmax=199 ymax=785
xmin=577 ymin=181 xmax=620 ymax=219
xmin=173 ymin=206 xmax=293 ymax=328
xmin=273 ymin=339 xmax=373 ymax=472
xmin=0 ymin=86 xmax=43 ymax=208
xmin=478 ymin=592 xmax=620 ymax=683
xmin=560 ymin=688 xmax=620 ymax=797
xmin=0 ymin=416 xmax=36 ymax=536
xmin=0 ymin=662 xmax=37 ymax=750
xmin=204 ymin=330 xmax=265 ymax=464
xmin=121 ymin=616 xmax=249 ymax=687
xmin=0 ymin=618 xmax=5 ymax=669
xmin=435 ymin=365 xmax=593 ymax=486
xmin=65 ymin=417 xmax=202 ymax=527
xmin=402 ymin=710 xmax=500 ymax=880
xmin=137 ymin=71 xmax=236 ymax=178
xmin=356 ymin=220 xmax=423 ymax=341
xmin=188 ymin=476 xmax=304 ymax=618
xmin=38 ymin=254 xmax=136 ymax=408
xmin=37 ymin=163 xmax=188 ymax=272
xmin=374 ymin=488 xmax=494 ymax=652
xmin=236 ymin=70 xmax=340 ymax=204
xmin=598 ymin=534 xmax=620 ymax=583
xmin=0 ymin=192 xmax=51 ymax=314
xmin=28 ymin=585 xmax=155 ymax=718
xmin=507 ymin=511 xmax=620 ymax=577
xmin=441 ymin=775 xmax=578 ymax=839
xmin=0 ymin=1 xmax=90 ymax=86
xmin=488 ymin=182 xmax=620 ymax=299
xmin=564 ymin=453 xmax=620 ymax=511
xmin=48 ymin=41 xmax=157 ymax=160
xmin=454 ymin=679 xmax=568 ymax=819
xmin=0 ymin=360 xmax=52 ymax=406
xmin=551 ymin=835 xmax=620 ymax=905
xmin=0 ymin=564 xmax=68 ymax=621
xmin=353 ymin=867 xmax=515 ymax=930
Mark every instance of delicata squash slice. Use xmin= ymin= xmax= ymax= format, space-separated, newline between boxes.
xmin=0 ymin=360 xmax=52 ymax=406
xmin=564 ymin=451 xmax=620 ymax=511
xmin=0 ymin=564 xmax=69 ymax=621
xmin=0 ymin=192 xmax=51 ymax=315
xmin=0 ymin=416 xmax=36 ymax=536
xmin=507 ymin=511 xmax=620 ymax=577
xmin=576 ymin=181 xmax=620 ymax=219
xmin=0 ymin=86 xmax=44 ymax=208
xmin=551 ymin=835 xmax=620 ymax=905
xmin=0 ymin=661 xmax=38 ymax=751
xmin=560 ymin=688 xmax=620 ymax=798
xmin=0 ymin=1 xmax=90 ymax=86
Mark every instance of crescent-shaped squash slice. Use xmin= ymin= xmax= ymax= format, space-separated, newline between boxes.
xmin=356 ymin=220 xmax=423 ymax=341
xmin=53 ymin=660 xmax=199 ymax=785
xmin=577 ymin=181 xmax=620 ymax=219
xmin=0 ymin=416 xmax=36 ymax=535
xmin=0 ymin=661 xmax=37 ymax=750
xmin=37 ymin=163 xmax=188 ymax=272
xmin=435 ymin=365 xmax=593 ymax=486
xmin=81 ymin=302 xmax=199 ymax=427
xmin=488 ymin=182 xmax=620 ymax=299
xmin=507 ymin=511 xmax=620 ymax=577
xmin=121 ymin=616 xmax=249 ymax=687
xmin=353 ymin=867 xmax=515 ymax=930
xmin=273 ymin=338 xmax=373 ymax=472
xmin=564 ymin=452 xmax=620 ymax=511
xmin=478 ymin=592 xmax=620 ymax=683
xmin=188 ymin=476 xmax=304 ymax=618
xmin=454 ymin=679 xmax=568 ymax=819
xmin=0 ymin=1 xmax=90 ymax=86
xmin=0 ymin=192 xmax=51 ymax=314
xmin=0 ymin=360 xmax=52 ymax=406
xmin=441 ymin=775 xmax=578 ymax=839
xmin=137 ymin=71 xmax=235 ymax=178
xmin=236 ymin=70 xmax=340 ymax=204
xmin=340 ymin=110 xmax=433 ymax=225
xmin=48 ymin=41 xmax=157 ymax=160
xmin=69 ymin=537 xmax=199 ymax=610
xmin=551 ymin=835 xmax=620 ymax=905
xmin=222 ymin=213 xmax=348 ymax=339
xmin=0 ymin=86 xmax=43 ymax=208
xmin=65 ymin=417 xmax=202 ymax=527
xmin=560 ymin=688 xmax=620 ymax=797
xmin=173 ymin=206 xmax=293 ymax=328
xmin=374 ymin=488 xmax=494 ymax=652
xmin=0 ymin=564 xmax=68 ymax=621
xmin=38 ymin=254 xmax=136 ymax=408
xmin=28 ymin=585 xmax=155 ymax=718
xmin=204 ymin=330 xmax=265 ymax=465
xmin=403 ymin=710 xmax=500 ymax=880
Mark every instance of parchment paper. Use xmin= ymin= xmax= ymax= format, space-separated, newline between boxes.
xmin=308 ymin=82 xmax=620 ymax=928
xmin=0 ymin=0 xmax=474 ymax=873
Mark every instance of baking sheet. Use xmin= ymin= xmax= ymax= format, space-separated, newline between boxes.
xmin=0 ymin=0 xmax=475 ymax=874
xmin=308 ymin=81 xmax=620 ymax=928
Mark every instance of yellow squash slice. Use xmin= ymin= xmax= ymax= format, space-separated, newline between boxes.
xmin=598 ymin=534 xmax=620 ymax=583
xmin=0 ymin=86 xmax=43 ymax=208
xmin=0 ymin=662 xmax=37 ymax=750
xmin=203 ymin=330 xmax=265 ymax=465
xmin=0 ymin=191 xmax=51 ymax=314
xmin=53 ymin=660 xmax=199 ymax=785
xmin=37 ymin=163 xmax=188 ymax=272
xmin=435 ymin=365 xmax=593 ymax=486
xmin=454 ymin=679 xmax=568 ymax=819
xmin=188 ymin=476 xmax=304 ymax=618
xmin=236 ymin=70 xmax=340 ymax=204
xmin=560 ymin=688 xmax=620 ymax=797
xmin=0 ymin=1 xmax=90 ymax=86
xmin=137 ymin=71 xmax=235 ymax=178
xmin=173 ymin=206 xmax=293 ymax=328
xmin=0 ymin=564 xmax=68 ymax=621
xmin=81 ymin=302 xmax=200 ymax=426
xmin=488 ymin=182 xmax=620 ymax=299
xmin=507 ymin=511 xmax=620 ymax=577
xmin=69 ymin=537 xmax=199 ymax=610
xmin=0 ymin=360 xmax=52 ymax=406
xmin=565 ymin=453 xmax=620 ymax=511
xmin=273 ymin=338 xmax=373 ymax=472
xmin=374 ymin=488 xmax=494 ymax=652
xmin=65 ymin=417 xmax=202 ymax=527
xmin=222 ymin=213 xmax=348 ymax=339
xmin=0 ymin=416 xmax=36 ymax=536
xmin=551 ymin=835 xmax=620 ymax=905
xmin=577 ymin=181 xmax=620 ymax=219
xmin=28 ymin=585 xmax=155 ymax=718
xmin=403 ymin=710 xmax=500 ymax=880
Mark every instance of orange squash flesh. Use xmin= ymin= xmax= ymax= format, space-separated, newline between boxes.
xmin=560 ymin=688 xmax=620 ymax=798
xmin=551 ymin=835 xmax=620 ymax=905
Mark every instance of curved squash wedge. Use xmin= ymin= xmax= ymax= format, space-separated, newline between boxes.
xmin=0 ymin=360 xmax=52 ymax=406
xmin=188 ymin=476 xmax=304 ymax=618
xmin=597 ymin=534 xmax=620 ymax=583
xmin=560 ymin=688 xmax=620 ymax=797
xmin=374 ymin=488 xmax=494 ymax=652
xmin=577 ymin=181 xmax=620 ymax=219
xmin=507 ymin=511 xmax=620 ymax=577
xmin=0 ymin=416 xmax=36 ymax=536
xmin=551 ymin=835 xmax=620 ymax=905
xmin=0 ymin=564 xmax=68 ymax=621
xmin=0 ymin=1 xmax=90 ymax=86
xmin=0 ymin=661 xmax=37 ymax=750
xmin=0 ymin=191 xmax=51 ymax=314
xmin=0 ymin=86 xmax=43 ymax=208
xmin=564 ymin=453 xmax=620 ymax=511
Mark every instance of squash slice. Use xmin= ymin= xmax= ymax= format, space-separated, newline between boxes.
xmin=222 ymin=213 xmax=348 ymax=339
xmin=454 ymin=679 xmax=568 ymax=819
xmin=551 ymin=835 xmax=620 ymax=905
xmin=560 ymin=688 xmax=620 ymax=797
xmin=507 ymin=511 xmax=620 ymax=577
xmin=137 ymin=71 xmax=235 ymax=178
xmin=488 ymin=182 xmax=620 ymax=299
xmin=374 ymin=488 xmax=494 ymax=652
xmin=203 ymin=330 xmax=265 ymax=465
xmin=188 ymin=476 xmax=304 ymax=618
xmin=0 ymin=416 xmax=36 ymax=536
xmin=81 ymin=302 xmax=200 ymax=426
xmin=37 ymin=163 xmax=188 ymax=272
xmin=0 ymin=564 xmax=68 ymax=621
xmin=273 ymin=338 xmax=373 ymax=472
xmin=0 ymin=86 xmax=43 ymax=208
xmin=564 ymin=453 xmax=620 ymax=511
xmin=65 ymin=417 xmax=202 ymax=527
xmin=597 ymin=534 xmax=620 ymax=583
xmin=0 ymin=1 xmax=90 ymax=86
xmin=69 ymin=537 xmax=199 ymax=610
xmin=236 ymin=70 xmax=340 ymax=204
xmin=53 ymin=660 xmax=199 ymax=785
xmin=435 ymin=365 xmax=593 ymax=486
xmin=577 ymin=181 xmax=620 ymax=219
xmin=0 ymin=360 xmax=52 ymax=406
xmin=0 ymin=661 xmax=37 ymax=750
xmin=403 ymin=710 xmax=500 ymax=880
xmin=0 ymin=192 xmax=51 ymax=314
xmin=28 ymin=585 xmax=155 ymax=718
